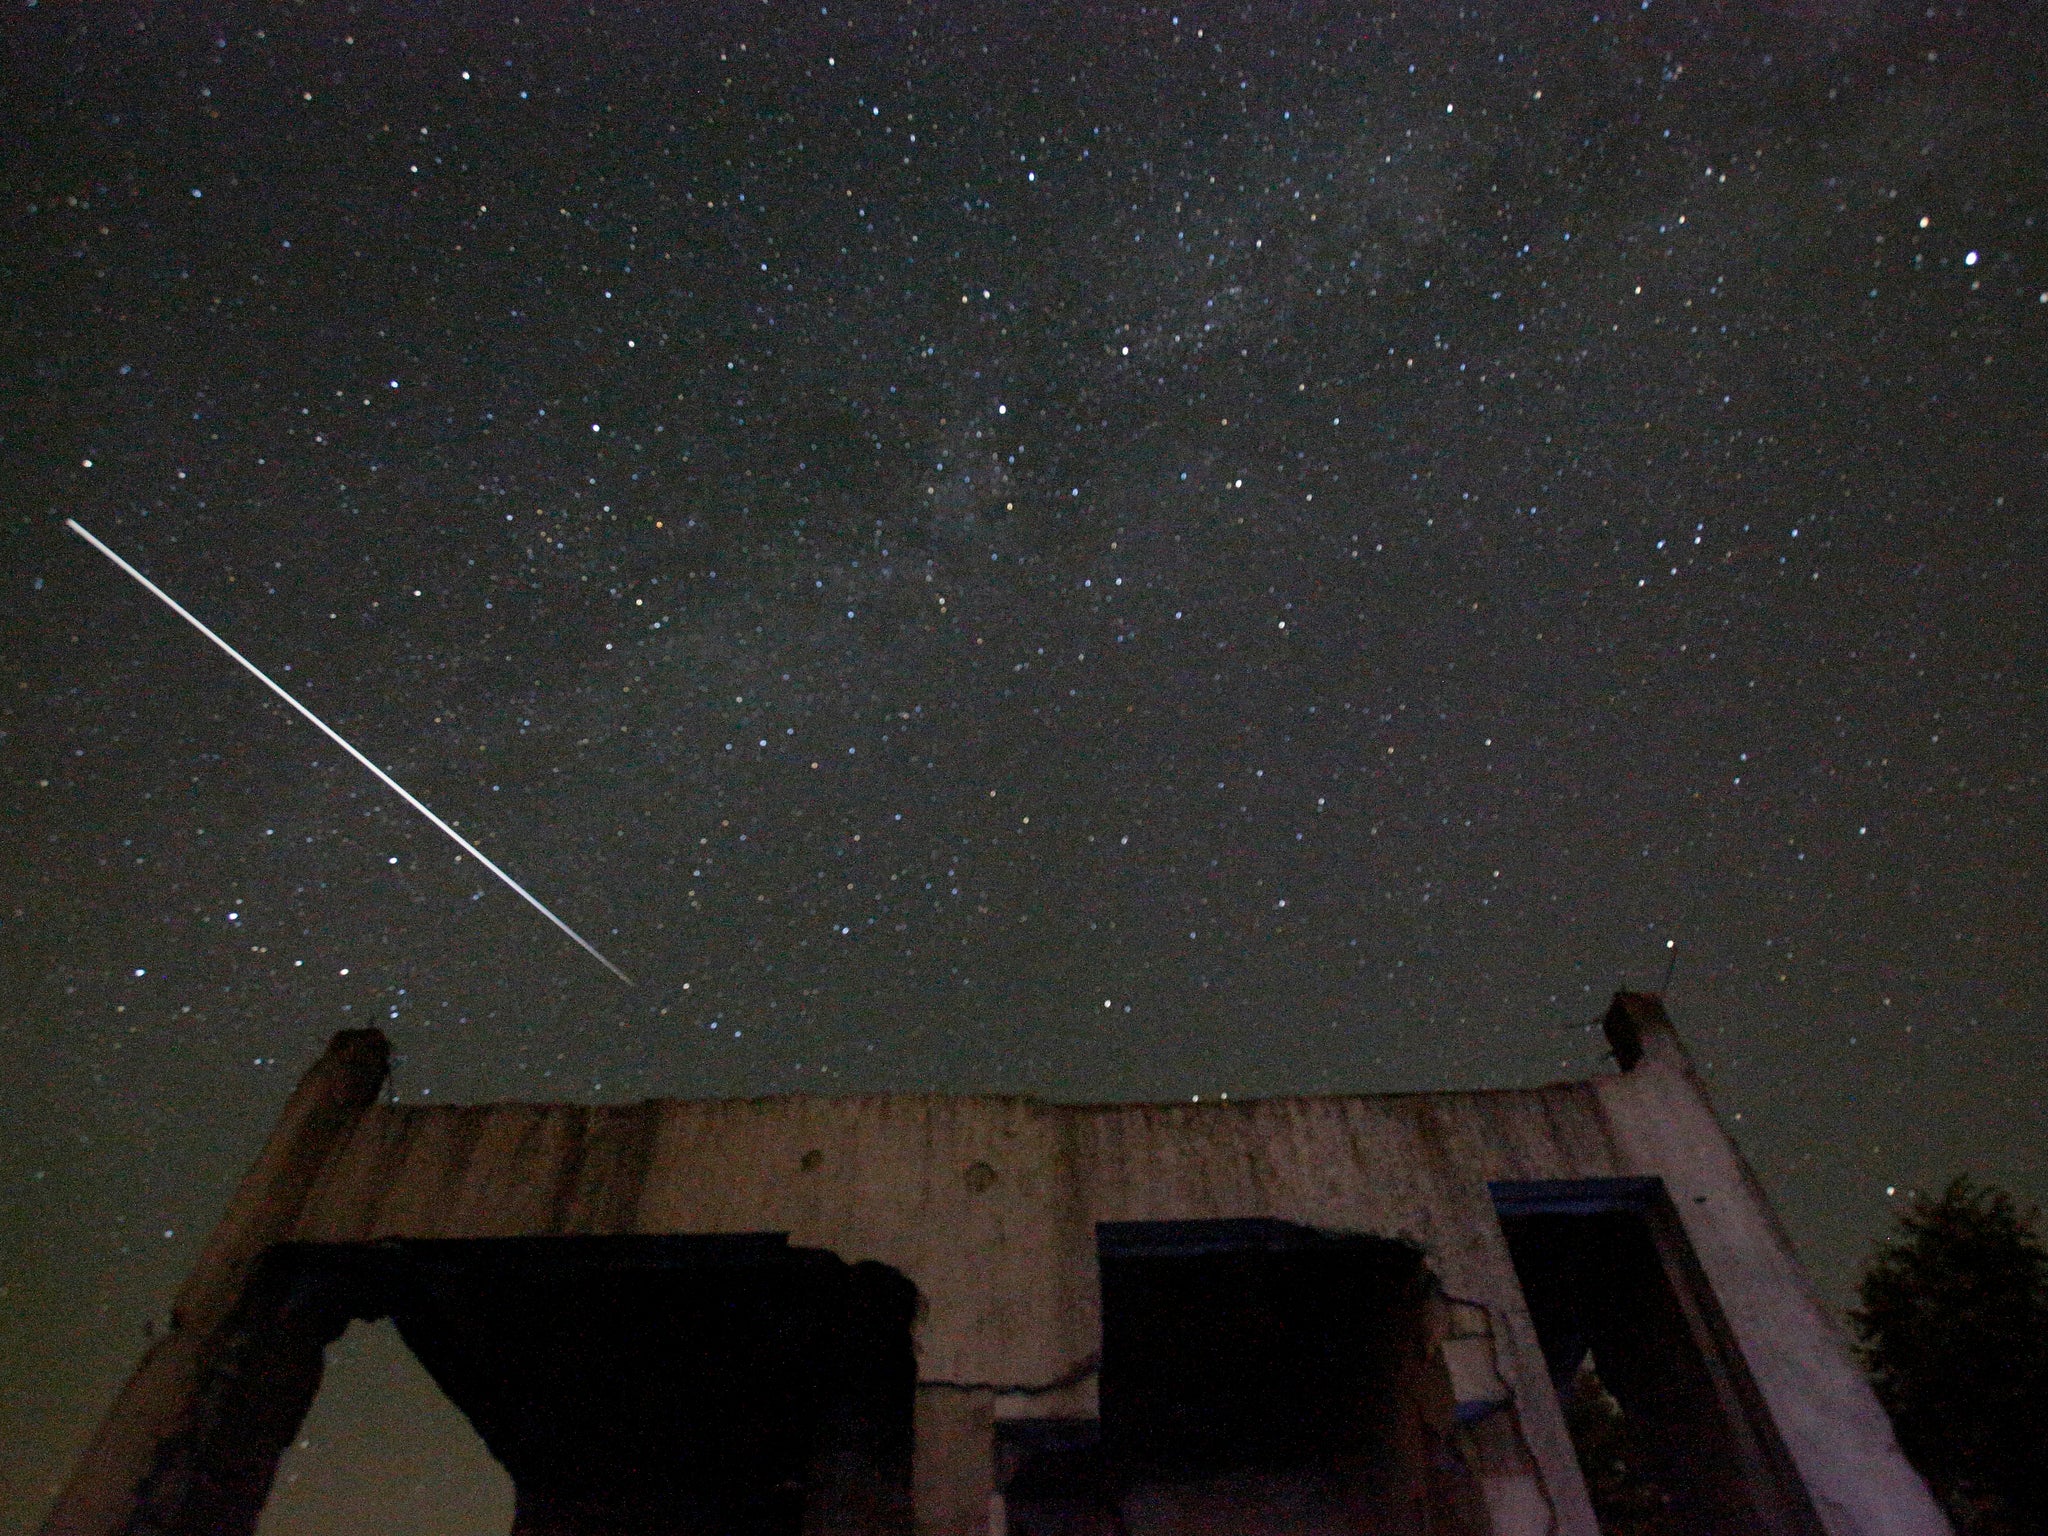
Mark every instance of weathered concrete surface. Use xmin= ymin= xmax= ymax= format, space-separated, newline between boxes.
xmin=44 ymin=997 xmax=1951 ymax=1536
xmin=911 ymin=1389 xmax=993 ymax=1536
xmin=293 ymin=1085 xmax=1625 ymax=1400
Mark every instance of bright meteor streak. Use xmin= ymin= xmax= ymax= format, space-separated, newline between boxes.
xmin=66 ymin=518 xmax=634 ymax=986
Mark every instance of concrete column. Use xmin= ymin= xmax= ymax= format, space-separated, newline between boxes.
xmin=1434 ymin=1295 xmax=1561 ymax=1536
xmin=1596 ymin=994 xmax=1952 ymax=1536
xmin=40 ymin=1028 xmax=392 ymax=1536
xmin=913 ymin=1386 xmax=994 ymax=1536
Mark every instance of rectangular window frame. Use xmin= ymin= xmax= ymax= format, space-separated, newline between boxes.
xmin=1490 ymin=1177 xmax=1825 ymax=1534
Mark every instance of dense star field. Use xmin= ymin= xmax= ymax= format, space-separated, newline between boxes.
xmin=2 ymin=0 xmax=2043 ymax=1527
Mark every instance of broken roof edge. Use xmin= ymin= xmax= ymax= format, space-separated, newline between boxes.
xmin=1602 ymin=989 xmax=1688 ymax=1073
xmin=332 ymin=994 xmax=1679 ymax=1118
xmin=361 ymin=1077 xmax=1623 ymax=1118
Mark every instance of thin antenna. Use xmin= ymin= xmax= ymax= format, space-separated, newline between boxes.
xmin=66 ymin=518 xmax=633 ymax=985
xmin=1660 ymin=939 xmax=1678 ymax=994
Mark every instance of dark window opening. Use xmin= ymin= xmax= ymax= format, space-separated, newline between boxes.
xmin=157 ymin=1234 xmax=916 ymax=1536
xmin=996 ymin=1419 xmax=1112 ymax=1536
xmin=999 ymin=1219 xmax=1485 ymax=1536
xmin=1491 ymin=1179 xmax=1824 ymax=1536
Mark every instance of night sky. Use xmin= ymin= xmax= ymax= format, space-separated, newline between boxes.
xmin=3 ymin=0 xmax=2043 ymax=1527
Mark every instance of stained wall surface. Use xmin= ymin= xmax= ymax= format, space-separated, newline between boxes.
xmin=42 ymin=996 xmax=1951 ymax=1536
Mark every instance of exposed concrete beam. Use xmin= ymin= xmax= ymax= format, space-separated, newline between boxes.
xmin=40 ymin=1030 xmax=390 ymax=1536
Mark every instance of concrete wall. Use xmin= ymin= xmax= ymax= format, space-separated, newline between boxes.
xmin=290 ymin=1082 xmax=1616 ymax=1533
xmin=43 ymin=997 xmax=1949 ymax=1536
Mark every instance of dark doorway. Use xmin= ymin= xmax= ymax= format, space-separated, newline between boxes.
xmin=999 ymin=1219 xmax=1484 ymax=1536
xmin=148 ymin=1234 xmax=917 ymax=1536
xmin=1491 ymin=1179 xmax=1825 ymax=1536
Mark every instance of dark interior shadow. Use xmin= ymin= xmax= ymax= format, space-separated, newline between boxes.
xmin=133 ymin=1233 xmax=917 ymax=1536
xmin=1000 ymin=1219 xmax=1487 ymax=1536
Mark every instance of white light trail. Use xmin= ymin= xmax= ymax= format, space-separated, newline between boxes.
xmin=66 ymin=518 xmax=633 ymax=986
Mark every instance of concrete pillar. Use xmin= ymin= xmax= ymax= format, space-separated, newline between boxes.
xmin=1434 ymin=1295 xmax=1558 ymax=1536
xmin=913 ymin=1387 xmax=994 ymax=1536
xmin=1596 ymin=994 xmax=1953 ymax=1536
xmin=40 ymin=1029 xmax=392 ymax=1536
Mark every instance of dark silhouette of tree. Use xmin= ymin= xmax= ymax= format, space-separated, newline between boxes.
xmin=1851 ymin=1177 xmax=2048 ymax=1536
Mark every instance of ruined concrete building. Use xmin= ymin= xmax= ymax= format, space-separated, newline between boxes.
xmin=45 ymin=994 xmax=1949 ymax=1536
